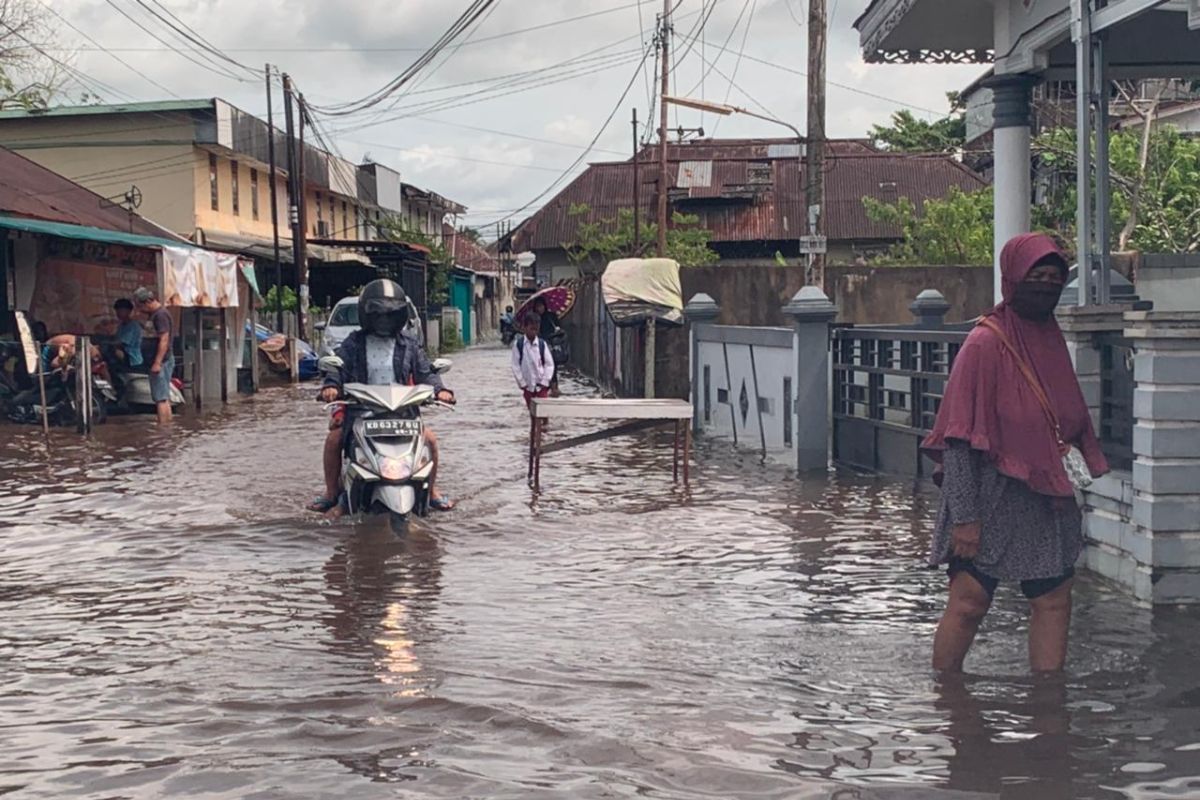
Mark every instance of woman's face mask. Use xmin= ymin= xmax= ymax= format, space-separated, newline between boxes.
xmin=1011 ymin=263 xmax=1065 ymax=321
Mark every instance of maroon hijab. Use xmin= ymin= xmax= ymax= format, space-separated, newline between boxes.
xmin=922 ymin=233 xmax=1108 ymax=497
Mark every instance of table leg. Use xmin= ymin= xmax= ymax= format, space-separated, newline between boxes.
xmin=683 ymin=425 xmax=691 ymax=486
xmin=534 ymin=416 xmax=544 ymax=491
xmin=528 ymin=414 xmax=536 ymax=483
xmin=673 ymin=420 xmax=681 ymax=483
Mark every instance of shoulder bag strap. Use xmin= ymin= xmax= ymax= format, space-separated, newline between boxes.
xmin=977 ymin=317 xmax=1066 ymax=450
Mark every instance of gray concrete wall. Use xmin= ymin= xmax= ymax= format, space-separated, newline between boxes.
xmin=1136 ymin=254 xmax=1200 ymax=313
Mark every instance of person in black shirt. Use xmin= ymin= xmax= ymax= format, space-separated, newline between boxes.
xmin=532 ymin=298 xmax=560 ymax=396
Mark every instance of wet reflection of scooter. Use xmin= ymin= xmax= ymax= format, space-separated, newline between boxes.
xmin=321 ymin=525 xmax=443 ymax=685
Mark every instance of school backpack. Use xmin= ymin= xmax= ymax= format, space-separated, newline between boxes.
xmin=516 ymin=337 xmax=548 ymax=366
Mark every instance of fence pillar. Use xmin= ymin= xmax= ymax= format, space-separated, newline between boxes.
xmin=783 ymin=286 xmax=838 ymax=471
xmin=1127 ymin=310 xmax=1200 ymax=604
xmin=1057 ymin=305 xmax=1129 ymax=435
xmin=909 ymin=289 xmax=950 ymax=329
xmin=684 ymin=293 xmax=720 ymax=433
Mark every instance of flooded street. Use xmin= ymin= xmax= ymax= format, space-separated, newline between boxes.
xmin=2 ymin=345 xmax=1199 ymax=799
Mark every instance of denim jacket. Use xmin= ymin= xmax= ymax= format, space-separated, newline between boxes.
xmin=322 ymin=330 xmax=446 ymax=393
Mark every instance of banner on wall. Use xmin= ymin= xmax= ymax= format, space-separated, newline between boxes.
xmin=161 ymin=245 xmax=241 ymax=308
xmin=29 ymin=258 xmax=158 ymax=336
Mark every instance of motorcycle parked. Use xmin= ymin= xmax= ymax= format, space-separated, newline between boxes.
xmin=320 ymin=355 xmax=453 ymax=533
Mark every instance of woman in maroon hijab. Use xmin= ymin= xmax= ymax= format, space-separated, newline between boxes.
xmin=922 ymin=233 xmax=1109 ymax=674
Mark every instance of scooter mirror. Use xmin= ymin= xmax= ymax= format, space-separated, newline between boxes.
xmin=431 ymin=358 xmax=453 ymax=375
xmin=318 ymin=355 xmax=344 ymax=374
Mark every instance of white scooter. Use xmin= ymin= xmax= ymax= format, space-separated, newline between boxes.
xmin=320 ymin=355 xmax=453 ymax=533
xmin=119 ymin=372 xmax=185 ymax=410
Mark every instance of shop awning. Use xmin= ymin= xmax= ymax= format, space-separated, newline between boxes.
xmin=0 ymin=214 xmax=196 ymax=251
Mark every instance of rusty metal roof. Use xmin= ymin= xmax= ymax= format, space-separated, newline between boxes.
xmin=0 ymin=146 xmax=186 ymax=239
xmin=510 ymin=138 xmax=986 ymax=252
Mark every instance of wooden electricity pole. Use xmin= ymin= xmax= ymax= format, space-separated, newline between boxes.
xmin=656 ymin=0 xmax=671 ymax=259
xmin=805 ymin=0 xmax=827 ymax=287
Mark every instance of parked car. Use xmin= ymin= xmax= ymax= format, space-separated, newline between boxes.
xmin=246 ymin=321 xmax=319 ymax=380
xmin=317 ymin=295 xmax=423 ymax=358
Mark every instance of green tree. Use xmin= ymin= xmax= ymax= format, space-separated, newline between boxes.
xmin=863 ymin=186 xmax=994 ymax=265
xmin=375 ymin=215 xmax=453 ymax=304
xmin=869 ymin=94 xmax=966 ymax=153
xmin=564 ymin=204 xmax=719 ymax=266
xmin=1035 ymin=125 xmax=1200 ymax=254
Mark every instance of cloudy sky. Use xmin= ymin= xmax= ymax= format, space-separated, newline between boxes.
xmin=53 ymin=0 xmax=986 ymax=235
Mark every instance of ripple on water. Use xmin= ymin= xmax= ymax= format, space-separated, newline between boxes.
xmin=2 ymin=349 xmax=1199 ymax=798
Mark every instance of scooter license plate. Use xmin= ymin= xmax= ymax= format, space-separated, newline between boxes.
xmin=363 ymin=418 xmax=420 ymax=437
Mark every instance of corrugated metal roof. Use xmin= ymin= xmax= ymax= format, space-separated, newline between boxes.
xmin=676 ymin=161 xmax=712 ymax=188
xmin=511 ymin=138 xmax=987 ymax=251
xmin=0 ymin=99 xmax=213 ymax=120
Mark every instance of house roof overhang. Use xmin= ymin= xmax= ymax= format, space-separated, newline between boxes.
xmin=855 ymin=0 xmax=994 ymax=64
xmin=857 ymin=0 xmax=1200 ymax=71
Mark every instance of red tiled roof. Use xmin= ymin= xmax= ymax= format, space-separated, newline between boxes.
xmin=0 ymin=146 xmax=185 ymax=239
xmin=443 ymin=223 xmax=499 ymax=273
xmin=510 ymin=138 xmax=986 ymax=251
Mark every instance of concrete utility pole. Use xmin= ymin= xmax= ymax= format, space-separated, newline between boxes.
xmin=265 ymin=64 xmax=283 ymax=334
xmin=282 ymin=74 xmax=302 ymax=334
xmin=657 ymin=0 xmax=671 ymax=259
xmin=805 ymin=0 xmax=827 ymax=287
xmin=296 ymin=93 xmax=309 ymax=337
xmin=632 ymin=107 xmax=641 ymax=253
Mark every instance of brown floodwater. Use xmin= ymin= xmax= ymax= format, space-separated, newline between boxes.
xmin=1 ymin=346 xmax=1199 ymax=799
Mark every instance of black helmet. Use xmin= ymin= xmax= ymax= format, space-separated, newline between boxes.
xmin=358 ymin=279 xmax=409 ymax=337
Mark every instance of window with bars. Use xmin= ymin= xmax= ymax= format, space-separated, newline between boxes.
xmin=230 ymin=160 xmax=240 ymax=215
xmin=250 ymin=169 xmax=259 ymax=221
xmin=209 ymin=154 xmax=218 ymax=211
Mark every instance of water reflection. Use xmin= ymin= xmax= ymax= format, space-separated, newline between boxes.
xmin=321 ymin=523 xmax=442 ymax=695
xmin=1 ymin=348 xmax=1199 ymax=798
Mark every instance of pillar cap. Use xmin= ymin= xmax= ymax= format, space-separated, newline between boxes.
xmin=684 ymin=292 xmax=720 ymax=321
xmin=783 ymin=286 xmax=837 ymax=323
xmin=910 ymin=288 xmax=951 ymax=314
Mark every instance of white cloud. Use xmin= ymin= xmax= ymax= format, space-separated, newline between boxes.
xmin=53 ymin=0 xmax=988 ymax=233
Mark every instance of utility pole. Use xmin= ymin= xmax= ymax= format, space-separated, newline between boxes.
xmin=265 ymin=64 xmax=283 ymax=334
xmin=296 ymin=93 xmax=309 ymax=338
xmin=656 ymin=0 xmax=671 ymax=259
xmin=805 ymin=0 xmax=827 ymax=287
xmin=647 ymin=0 xmax=672 ymax=399
xmin=632 ymin=107 xmax=641 ymax=253
xmin=282 ymin=75 xmax=301 ymax=342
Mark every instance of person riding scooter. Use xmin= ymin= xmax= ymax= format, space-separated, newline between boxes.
xmin=311 ymin=279 xmax=456 ymax=514
xmin=500 ymin=305 xmax=516 ymax=345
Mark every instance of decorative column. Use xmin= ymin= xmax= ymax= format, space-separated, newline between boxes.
xmin=909 ymin=289 xmax=950 ymax=329
xmin=986 ymin=74 xmax=1037 ymax=304
xmin=783 ymin=286 xmax=838 ymax=472
xmin=1128 ymin=311 xmax=1200 ymax=604
xmin=684 ymin=293 xmax=720 ymax=433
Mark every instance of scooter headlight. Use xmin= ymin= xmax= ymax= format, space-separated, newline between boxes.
xmin=379 ymin=457 xmax=412 ymax=481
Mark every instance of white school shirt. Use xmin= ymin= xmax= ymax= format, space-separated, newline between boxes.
xmin=511 ymin=336 xmax=555 ymax=390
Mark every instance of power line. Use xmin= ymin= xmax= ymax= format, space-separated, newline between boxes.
xmin=475 ymin=44 xmax=655 ymax=230
xmin=307 ymin=0 xmax=502 ymax=116
xmin=102 ymin=0 xmax=251 ymax=82
xmin=321 ymin=46 xmax=644 ymax=135
xmin=135 ymin=0 xmax=260 ymax=77
xmin=32 ymin=0 xmax=180 ymax=98
xmin=323 ymin=51 xmax=647 ymax=137
xmin=712 ymin=0 xmax=757 ymax=136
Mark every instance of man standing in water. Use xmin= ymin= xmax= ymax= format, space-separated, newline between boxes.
xmin=133 ymin=287 xmax=174 ymax=424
